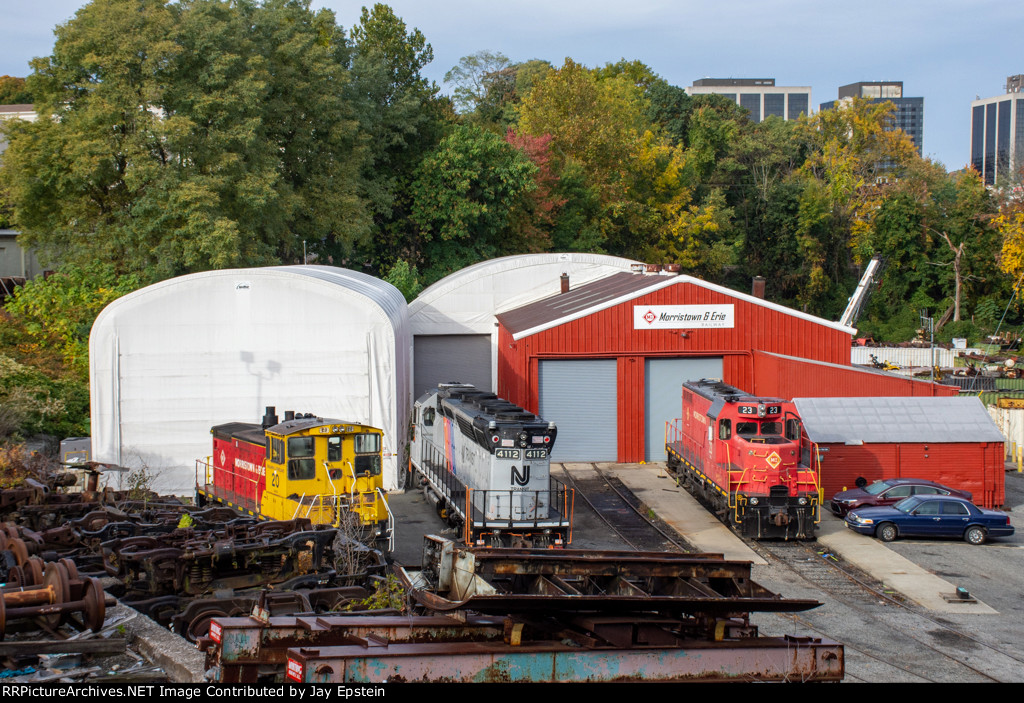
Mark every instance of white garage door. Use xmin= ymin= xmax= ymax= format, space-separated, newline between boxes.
xmin=644 ymin=357 xmax=723 ymax=462
xmin=538 ymin=359 xmax=617 ymax=462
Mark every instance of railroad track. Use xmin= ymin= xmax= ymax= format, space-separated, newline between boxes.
xmin=756 ymin=539 xmax=1024 ymax=683
xmin=559 ymin=463 xmax=689 ymax=553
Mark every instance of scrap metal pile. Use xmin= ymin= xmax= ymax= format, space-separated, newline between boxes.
xmin=0 ymin=461 xmax=387 ymax=650
xmin=200 ymin=535 xmax=845 ymax=683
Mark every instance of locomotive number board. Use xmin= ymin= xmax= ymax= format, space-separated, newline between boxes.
xmin=525 ymin=449 xmax=548 ymax=459
xmin=737 ymin=405 xmax=782 ymax=415
xmin=495 ymin=449 xmax=521 ymax=459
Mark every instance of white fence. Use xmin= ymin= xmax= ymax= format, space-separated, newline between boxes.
xmin=850 ymin=347 xmax=984 ymax=369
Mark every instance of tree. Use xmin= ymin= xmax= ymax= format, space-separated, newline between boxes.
xmin=410 ymin=125 xmax=537 ymax=281
xmin=517 ymin=59 xmax=647 ymax=201
xmin=347 ymin=2 xmax=448 ymax=271
xmin=1 ymin=0 xmax=369 ymax=279
xmin=0 ymin=76 xmax=32 ymax=105
xmin=0 ymin=262 xmax=140 ymax=439
xmin=921 ymin=169 xmax=998 ymax=323
xmin=444 ymin=50 xmax=511 ymax=114
xmin=504 ymin=130 xmax=564 ymax=252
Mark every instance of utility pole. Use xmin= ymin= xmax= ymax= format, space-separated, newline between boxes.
xmin=919 ymin=310 xmax=935 ymax=384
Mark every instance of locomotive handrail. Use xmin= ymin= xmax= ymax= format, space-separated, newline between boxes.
xmin=196 ymin=456 xmax=260 ymax=511
xmin=324 ymin=460 xmax=341 ymax=524
xmin=378 ymin=487 xmax=394 ymax=553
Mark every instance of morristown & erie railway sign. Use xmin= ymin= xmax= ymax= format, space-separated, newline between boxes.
xmin=633 ymin=304 xmax=735 ymax=329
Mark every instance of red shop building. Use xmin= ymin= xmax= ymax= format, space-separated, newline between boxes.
xmin=495 ymin=270 xmax=956 ymax=464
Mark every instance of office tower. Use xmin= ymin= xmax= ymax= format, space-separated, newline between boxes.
xmin=820 ymin=81 xmax=924 ymax=155
xmin=970 ymin=75 xmax=1024 ymax=186
xmin=686 ymin=78 xmax=811 ymax=123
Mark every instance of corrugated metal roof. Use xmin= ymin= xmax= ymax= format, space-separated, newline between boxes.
xmin=497 ymin=272 xmax=857 ymax=340
xmin=794 ymin=396 xmax=1006 ymax=444
xmin=496 ymin=271 xmax=677 ymax=335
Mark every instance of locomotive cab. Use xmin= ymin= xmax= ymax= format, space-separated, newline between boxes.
xmin=262 ymin=420 xmax=386 ymax=534
xmin=197 ymin=410 xmax=392 ymax=550
xmin=667 ymin=380 xmax=820 ymax=539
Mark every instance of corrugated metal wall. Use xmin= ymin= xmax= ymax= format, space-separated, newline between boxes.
xmin=497 ymin=280 xmax=853 ymax=463
xmin=817 ymin=442 xmax=1004 ymax=508
xmin=753 ymin=351 xmax=960 ymax=398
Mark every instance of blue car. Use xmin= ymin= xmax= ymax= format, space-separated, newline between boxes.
xmin=845 ymin=495 xmax=1014 ymax=545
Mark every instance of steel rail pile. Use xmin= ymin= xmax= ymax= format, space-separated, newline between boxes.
xmin=202 ymin=535 xmax=844 ymax=683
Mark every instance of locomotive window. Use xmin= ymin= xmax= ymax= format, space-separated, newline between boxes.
xmin=327 ymin=436 xmax=342 ymax=462
xmin=718 ymin=419 xmax=731 ymax=440
xmin=271 ymin=438 xmax=284 ymax=463
xmin=288 ymin=458 xmax=316 ymax=481
xmin=423 ymin=407 xmax=435 ymax=427
xmin=353 ymin=433 xmax=380 ymax=454
xmin=785 ymin=419 xmax=801 ymax=441
xmin=736 ymin=421 xmax=758 ymax=435
xmin=288 ymin=436 xmax=315 ymax=458
xmin=354 ymin=454 xmax=382 ymax=476
xmin=761 ymin=421 xmax=783 ymax=435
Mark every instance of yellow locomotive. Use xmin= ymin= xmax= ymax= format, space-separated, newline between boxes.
xmin=196 ymin=407 xmax=392 ymax=549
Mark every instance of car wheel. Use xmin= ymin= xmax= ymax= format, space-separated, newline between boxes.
xmin=877 ymin=523 xmax=897 ymax=542
xmin=964 ymin=526 xmax=986 ymax=545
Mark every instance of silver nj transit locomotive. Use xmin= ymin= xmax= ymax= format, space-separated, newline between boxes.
xmin=410 ymin=383 xmax=573 ymax=547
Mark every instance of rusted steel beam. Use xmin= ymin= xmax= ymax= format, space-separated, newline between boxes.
xmin=397 ymin=539 xmax=820 ymax=615
xmin=283 ymin=636 xmax=845 ymax=683
xmin=206 ymin=614 xmax=508 ymax=683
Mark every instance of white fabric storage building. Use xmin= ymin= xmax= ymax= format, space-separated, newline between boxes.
xmin=409 ymin=253 xmax=639 ymax=397
xmin=90 ymin=265 xmax=410 ymax=494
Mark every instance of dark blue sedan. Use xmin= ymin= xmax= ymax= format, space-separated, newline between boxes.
xmin=845 ymin=495 xmax=1014 ymax=545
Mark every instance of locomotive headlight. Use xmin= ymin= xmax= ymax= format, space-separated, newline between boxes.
xmin=757 ymin=403 xmax=766 ymax=418
xmin=749 ymin=497 xmax=759 ymax=506
xmin=798 ymin=497 xmax=808 ymax=506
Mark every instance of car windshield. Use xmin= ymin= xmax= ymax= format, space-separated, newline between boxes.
xmin=892 ymin=496 xmax=924 ymax=513
xmin=863 ymin=480 xmax=895 ymax=496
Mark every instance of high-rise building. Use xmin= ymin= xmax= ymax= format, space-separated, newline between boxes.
xmin=970 ymin=75 xmax=1024 ymax=186
xmin=686 ymin=78 xmax=811 ymax=123
xmin=820 ymin=81 xmax=924 ymax=155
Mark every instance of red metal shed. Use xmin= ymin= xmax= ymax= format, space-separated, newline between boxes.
xmin=794 ymin=397 xmax=1006 ymax=508
xmin=753 ymin=351 xmax=960 ymax=398
xmin=496 ymin=271 xmax=857 ymax=463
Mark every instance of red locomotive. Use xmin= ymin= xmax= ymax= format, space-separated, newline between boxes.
xmin=665 ymin=379 xmax=820 ymax=539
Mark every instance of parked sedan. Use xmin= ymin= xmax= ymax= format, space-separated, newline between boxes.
xmin=845 ymin=495 xmax=1014 ymax=544
xmin=830 ymin=478 xmax=973 ymax=517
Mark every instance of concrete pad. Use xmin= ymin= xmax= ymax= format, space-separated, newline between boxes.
xmin=816 ymin=515 xmax=997 ymax=614
xmin=120 ymin=602 xmax=209 ymax=682
xmin=576 ymin=461 xmax=995 ymax=613
xmin=595 ymin=462 xmax=766 ymax=565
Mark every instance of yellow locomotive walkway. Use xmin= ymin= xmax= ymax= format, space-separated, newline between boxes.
xmin=572 ymin=462 xmax=999 ymax=615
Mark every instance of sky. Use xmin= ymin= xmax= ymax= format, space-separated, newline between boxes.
xmin=2 ymin=0 xmax=1022 ymax=171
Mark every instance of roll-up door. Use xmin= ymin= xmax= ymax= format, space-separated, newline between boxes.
xmin=414 ymin=334 xmax=492 ymax=398
xmin=644 ymin=357 xmax=723 ymax=462
xmin=539 ymin=359 xmax=617 ymax=462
